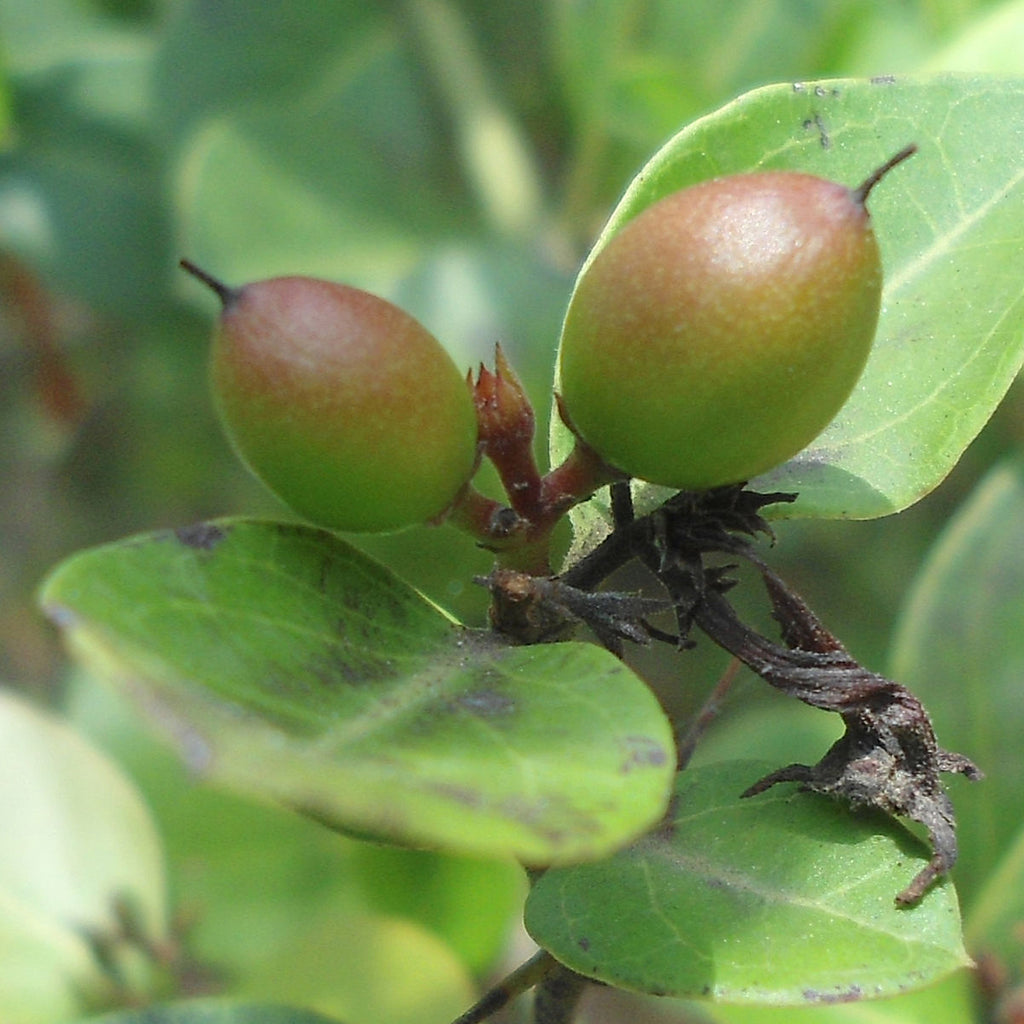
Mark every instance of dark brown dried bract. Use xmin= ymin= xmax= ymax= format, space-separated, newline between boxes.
xmin=551 ymin=483 xmax=981 ymax=906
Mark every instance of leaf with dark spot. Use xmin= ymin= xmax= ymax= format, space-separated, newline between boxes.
xmin=174 ymin=521 xmax=229 ymax=550
xmin=526 ymin=761 xmax=971 ymax=1004
xmin=39 ymin=519 xmax=674 ymax=864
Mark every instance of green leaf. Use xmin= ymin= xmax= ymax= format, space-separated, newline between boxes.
xmin=0 ymin=56 xmax=10 ymax=150
xmin=0 ymin=0 xmax=131 ymax=78
xmin=551 ymin=75 xmax=1024 ymax=543
xmin=963 ymin=823 xmax=1024 ymax=978
xmin=1 ymin=131 xmax=170 ymax=315
xmin=152 ymin=2 xmax=379 ymax=139
xmin=525 ymin=761 xmax=970 ymax=1005
xmin=345 ymin=844 xmax=525 ymax=975
xmin=0 ymin=688 xmax=167 ymax=1023
xmin=236 ymin=913 xmax=475 ymax=1024
xmin=69 ymin=671 xmax=492 ymax=1022
xmin=76 ymin=1002 xmax=343 ymax=1024
xmin=173 ymin=103 xmax=454 ymax=293
xmin=39 ymin=519 xmax=674 ymax=865
xmin=0 ymin=12 xmax=170 ymax=315
xmin=704 ymin=964 xmax=977 ymax=1023
xmin=925 ymin=0 xmax=1024 ymax=75
xmin=166 ymin=10 xmax=472 ymax=292
xmin=890 ymin=458 xmax=1024 ymax=954
xmin=0 ymin=1 xmax=168 ymax=312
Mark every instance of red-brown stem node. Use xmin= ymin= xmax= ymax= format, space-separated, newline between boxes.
xmin=473 ymin=344 xmax=536 ymax=447
xmin=472 ymin=344 xmax=543 ymax=515
xmin=444 ymin=485 xmax=527 ymax=546
xmin=458 ymin=364 xmax=623 ymax=575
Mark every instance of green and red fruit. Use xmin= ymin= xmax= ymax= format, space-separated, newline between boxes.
xmin=557 ymin=146 xmax=916 ymax=490
xmin=181 ymin=262 xmax=478 ymax=532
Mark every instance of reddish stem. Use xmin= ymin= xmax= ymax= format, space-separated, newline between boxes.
xmin=471 ymin=344 xmax=544 ymax=515
xmin=445 ymin=485 xmax=526 ymax=546
xmin=453 ymin=349 xmax=623 ymax=575
xmin=538 ymin=437 xmax=621 ymax=515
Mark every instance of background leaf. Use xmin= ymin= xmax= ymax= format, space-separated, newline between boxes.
xmin=234 ymin=913 xmax=474 ymax=1024
xmin=67 ymin=670 xmax=506 ymax=1024
xmin=164 ymin=4 xmax=488 ymax=293
xmin=890 ymin=458 xmax=1024 ymax=966
xmin=925 ymin=0 xmax=1024 ymax=73
xmin=39 ymin=519 xmax=674 ymax=865
xmin=77 ymin=1002 xmax=343 ymax=1024
xmin=0 ymin=688 xmax=168 ymax=1023
xmin=552 ymin=75 xmax=1024 ymax=554
xmin=525 ymin=761 xmax=970 ymax=1005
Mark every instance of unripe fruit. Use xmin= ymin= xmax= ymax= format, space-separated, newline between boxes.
xmin=558 ymin=147 xmax=915 ymax=490
xmin=181 ymin=262 xmax=479 ymax=533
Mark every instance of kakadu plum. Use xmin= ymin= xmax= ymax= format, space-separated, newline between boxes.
xmin=181 ymin=262 xmax=478 ymax=532
xmin=557 ymin=146 xmax=916 ymax=490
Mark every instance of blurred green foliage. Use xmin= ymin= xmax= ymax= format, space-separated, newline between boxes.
xmin=1 ymin=0 xmax=1021 ymax=669
xmin=3 ymin=1 xmax=1024 ymax=1023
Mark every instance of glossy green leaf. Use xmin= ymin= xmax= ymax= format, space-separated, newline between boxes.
xmin=77 ymin=1003 xmax=342 ymax=1024
xmin=39 ymin=519 xmax=674 ymax=865
xmin=525 ymin=761 xmax=970 ymax=1005
xmin=0 ymin=689 xmax=167 ymax=1023
xmin=890 ymin=458 xmax=1024 ymax=953
xmin=552 ymin=76 xmax=1024 ymax=547
xmin=704 ymin=964 xmax=977 ymax=1023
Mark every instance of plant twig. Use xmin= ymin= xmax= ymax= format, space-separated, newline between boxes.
xmin=533 ymin=964 xmax=590 ymax=1024
xmin=448 ymin=949 xmax=559 ymax=1024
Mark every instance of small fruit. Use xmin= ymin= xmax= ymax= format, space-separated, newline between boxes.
xmin=557 ymin=146 xmax=915 ymax=490
xmin=181 ymin=262 xmax=479 ymax=532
